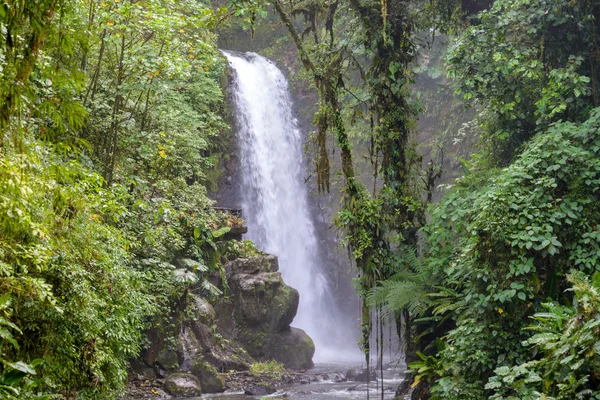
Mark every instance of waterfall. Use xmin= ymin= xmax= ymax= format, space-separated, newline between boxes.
xmin=224 ymin=51 xmax=356 ymax=362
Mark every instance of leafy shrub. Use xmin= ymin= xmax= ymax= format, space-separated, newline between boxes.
xmin=0 ymin=148 xmax=153 ymax=397
xmin=487 ymin=271 xmax=600 ymax=400
xmin=428 ymin=108 xmax=600 ymax=397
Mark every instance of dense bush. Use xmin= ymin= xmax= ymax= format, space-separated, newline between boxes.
xmin=0 ymin=0 xmax=231 ymax=397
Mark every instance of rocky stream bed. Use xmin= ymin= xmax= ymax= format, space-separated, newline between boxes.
xmin=121 ymin=362 xmax=408 ymax=400
xmin=122 ymin=255 xmax=411 ymax=400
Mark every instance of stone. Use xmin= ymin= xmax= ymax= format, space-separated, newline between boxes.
xmin=240 ymin=327 xmax=315 ymax=370
xmin=228 ymin=271 xmax=299 ymax=330
xmin=190 ymin=359 xmax=225 ymax=393
xmin=178 ymin=325 xmax=201 ymax=371
xmin=345 ymin=369 xmax=357 ymax=381
xmin=136 ymin=252 xmax=315 ymax=388
xmin=224 ymin=255 xmax=279 ymax=278
xmin=156 ymin=347 xmax=179 ymax=371
xmin=192 ymin=296 xmax=216 ymax=324
xmin=163 ymin=373 xmax=202 ymax=397
xmin=244 ymin=384 xmax=276 ymax=396
xmin=214 ymin=254 xmax=314 ymax=369
xmin=354 ymin=368 xmax=377 ymax=382
xmin=129 ymin=359 xmax=157 ymax=380
xmin=189 ymin=320 xmax=255 ymax=371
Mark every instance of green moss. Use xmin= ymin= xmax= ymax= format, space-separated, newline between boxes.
xmin=191 ymin=359 xmax=225 ymax=393
xmin=249 ymin=360 xmax=286 ymax=378
xmin=164 ymin=373 xmax=202 ymax=397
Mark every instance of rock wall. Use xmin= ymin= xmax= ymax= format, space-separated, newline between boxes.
xmin=134 ymin=254 xmax=314 ymax=396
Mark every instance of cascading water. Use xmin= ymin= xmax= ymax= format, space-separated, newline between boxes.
xmin=223 ymin=51 xmax=357 ymax=361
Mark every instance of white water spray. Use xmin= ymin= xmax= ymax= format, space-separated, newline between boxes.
xmin=224 ymin=51 xmax=358 ymax=362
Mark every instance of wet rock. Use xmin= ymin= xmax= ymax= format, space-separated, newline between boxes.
xmin=215 ymin=255 xmax=315 ymax=370
xmin=189 ymin=359 xmax=225 ymax=393
xmin=345 ymin=369 xmax=357 ymax=381
xmin=192 ymin=296 xmax=215 ymax=324
xmin=156 ymin=348 xmax=179 ymax=372
xmin=143 ymin=329 xmax=179 ymax=373
xmin=225 ymin=255 xmax=279 ymax=277
xmin=355 ymin=368 xmax=377 ymax=382
xmin=130 ymin=359 xmax=157 ymax=380
xmin=189 ymin=319 xmax=254 ymax=371
xmin=178 ymin=325 xmax=201 ymax=371
xmin=135 ymin=252 xmax=316 ymax=394
xmin=239 ymin=326 xmax=315 ymax=370
xmin=332 ymin=373 xmax=346 ymax=382
xmin=163 ymin=373 xmax=202 ymax=397
xmin=228 ymin=269 xmax=299 ymax=330
xmin=244 ymin=384 xmax=276 ymax=396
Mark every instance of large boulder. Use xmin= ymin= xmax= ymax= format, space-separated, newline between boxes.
xmin=228 ymin=270 xmax=299 ymax=331
xmin=189 ymin=319 xmax=255 ymax=371
xmin=260 ymin=327 xmax=315 ymax=370
xmin=163 ymin=373 xmax=202 ymax=397
xmin=194 ymin=296 xmax=216 ymax=324
xmin=215 ymin=255 xmax=315 ymax=370
xmin=190 ymin=359 xmax=226 ymax=393
xmin=244 ymin=384 xmax=276 ymax=396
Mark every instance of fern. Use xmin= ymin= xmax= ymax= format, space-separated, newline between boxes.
xmin=367 ymin=246 xmax=437 ymax=319
xmin=489 ymin=271 xmax=600 ymax=399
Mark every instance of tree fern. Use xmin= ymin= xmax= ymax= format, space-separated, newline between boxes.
xmin=367 ymin=246 xmax=437 ymax=319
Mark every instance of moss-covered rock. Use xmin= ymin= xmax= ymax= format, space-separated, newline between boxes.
xmin=191 ymin=295 xmax=216 ymax=325
xmin=156 ymin=347 xmax=179 ymax=371
xmin=137 ymin=253 xmax=314 ymax=385
xmin=224 ymin=254 xmax=279 ymax=277
xmin=213 ymin=254 xmax=315 ymax=370
xmin=228 ymin=271 xmax=299 ymax=331
xmin=190 ymin=359 xmax=226 ymax=393
xmin=163 ymin=373 xmax=202 ymax=397
xmin=239 ymin=326 xmax=315 ymax=370
xmin=190 ymin=319 xmax=255 ymax=371
xmin=178 ymin=324 xmax=202 ymax=371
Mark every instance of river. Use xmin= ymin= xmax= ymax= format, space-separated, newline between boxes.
xmin=194 ymin=362 xmax=404 ymax=400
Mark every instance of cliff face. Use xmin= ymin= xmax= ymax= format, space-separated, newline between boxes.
xmin=136 ymin=254 xmax=314 ymax=395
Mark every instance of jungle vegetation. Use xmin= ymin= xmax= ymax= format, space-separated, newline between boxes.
xmin=2 ymin=0 xmax=600 ymax=399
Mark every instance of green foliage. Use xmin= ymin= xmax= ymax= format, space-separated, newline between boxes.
xmin=448 ymin=0 xmax=598 ymax=166
xmin=0 ymin=295 xmax=55 ymax=400
xmin=0 ymin=0 xmax=234 ymax=397
xmin=0 ymin=146 xmax=154 ymax=397
xmin=408 ymin=339 xmax=447 ymax=389
xmin=425 ymin=107 xmax=600 ymax=398
xmin=249 ymin=360 xmax=286 ymax=378
xmin=487 ymin=271 xmax=600 ymax=400
xmin=367 ymin=246 xmax=436 ymax=318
